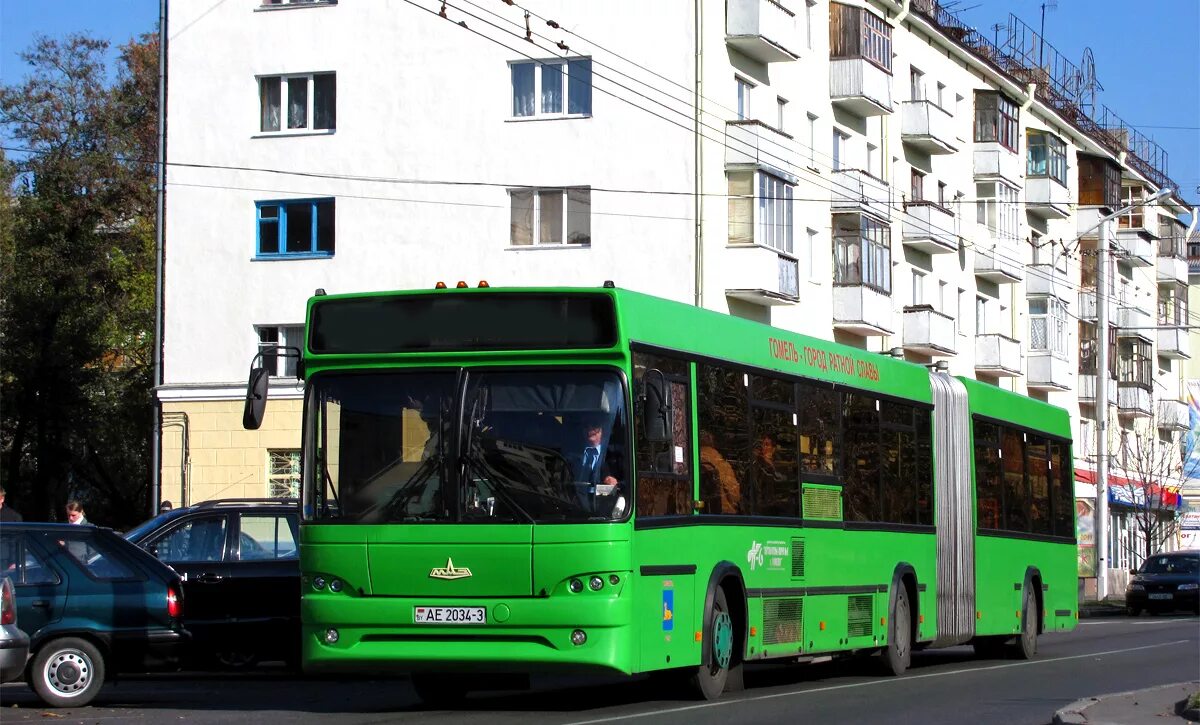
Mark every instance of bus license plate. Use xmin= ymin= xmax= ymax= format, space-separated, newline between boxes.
xmin=1148 ymin=593 xmax=1173 ymax=600
xmin=414 ymin=606 xmax=486 ymax=624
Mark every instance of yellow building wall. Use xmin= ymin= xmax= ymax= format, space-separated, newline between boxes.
xmin=160 ymin=398 xmax=303 ymax=506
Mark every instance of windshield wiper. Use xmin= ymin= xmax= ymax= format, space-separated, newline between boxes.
xmin=377 ymin=455 xmax=443 ymax=519
xmin=462 ymin=455 xmax=535 ymax=524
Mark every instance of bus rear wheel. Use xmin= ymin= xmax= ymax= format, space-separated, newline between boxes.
xmin=1012 ymin=591 xmax=1038 ymax=660
xmin=411 ymin=673 xmax=470 ymax=707
xmin=880 ymin=585 xmax=912 ymax=676
xmin=690 ymin=587 xmax=735 ymax=700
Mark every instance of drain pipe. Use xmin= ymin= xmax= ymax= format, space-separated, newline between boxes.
xmin=150 ymin=0 xmax=168 ymax=517
xmin=895 ymin=0 xmax=912 ymax=24
xmin=160 ymin=412 xmax=189 ymax=507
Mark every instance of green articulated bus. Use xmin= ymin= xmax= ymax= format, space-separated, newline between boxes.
xmin=242 ymin=285 xmax=1077 ymax=703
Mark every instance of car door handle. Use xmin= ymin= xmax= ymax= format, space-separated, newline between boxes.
xmin=195 ymin=573 xmax=225 ymax=583
xmin=31 ymin=600 xmax=50 ymax=609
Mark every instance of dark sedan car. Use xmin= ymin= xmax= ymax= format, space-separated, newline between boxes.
xmin=124 ymin=498 xmax=300 ymax=669
xmin=0 ymin=523 xmax=187 ymax=707
xmin=1125 ymin=550 xmax=1200 ymax=616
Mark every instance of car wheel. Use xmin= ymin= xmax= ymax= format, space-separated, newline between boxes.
xmin=27 ymin=637 xmax=106 ymax=708
xmin=880 ymin=585 xmax=912 ymax=675
xmin=1126 ymin=605 xmax=1142 ymax=617
xmin=690 ymin=586 xmax=736 ymax=700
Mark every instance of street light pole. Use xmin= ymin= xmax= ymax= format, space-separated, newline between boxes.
xmin=1091 ymin=186 xmax=1171 ymax=601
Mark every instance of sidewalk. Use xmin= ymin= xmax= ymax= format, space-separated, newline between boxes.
xmin=1078 ymin=599 xmax=1128 ymax=618
xmin=1054 ymin=681 xmax=1200 ymax=724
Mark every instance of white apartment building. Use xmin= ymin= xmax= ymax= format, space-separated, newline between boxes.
xmin=160 ymin=0 xmax=1194 ymax=590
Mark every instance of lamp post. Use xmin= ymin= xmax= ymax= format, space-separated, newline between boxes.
xmin=1091 ymin=186 xmax=1171 ymax=601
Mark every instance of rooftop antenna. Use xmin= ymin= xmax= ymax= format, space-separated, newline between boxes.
xmin=1079 ymin=47 xmax=1102 ymax=115
xmin=1039 ymin=0 xmax=1057 ymax=70
xmin=990 ymin=22 xmax=1004 ymax=49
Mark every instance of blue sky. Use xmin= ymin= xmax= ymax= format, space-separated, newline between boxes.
xmin=2 ymin=0 xmax=1197 ymax=205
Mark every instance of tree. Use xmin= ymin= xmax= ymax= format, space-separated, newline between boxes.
xmin=0 ymin=32 xmax=158 ymax=527
xmin=1111 ymin=418 xmax=1190 ymax=566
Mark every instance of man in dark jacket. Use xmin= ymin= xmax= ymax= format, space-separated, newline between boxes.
xmin=0 ymin=486 xmax=23 ymax=522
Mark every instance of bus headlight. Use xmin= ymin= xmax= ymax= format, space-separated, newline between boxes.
xmin=589 ymin=576 xmax=604 ymax=591
xmin=329 ymin=579 xmax=344 ymax=593
xmin=313 ymin=576 xmax=327 ymax=590
xmin=324 ymin=628 xmax=340 ymax=644
xmin=569 ymin=578 xmax=584 ymax=593
xmin=571 ymin=629 xmax=587 ymax=646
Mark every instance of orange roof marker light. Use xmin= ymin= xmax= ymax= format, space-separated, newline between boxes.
xmin=478 ymin=280 xmax=490 ymax=287
xmin=435 ymin=281 xmax=447 ymax=289
xmin=456 ymin=281 xmax=468 ymax=288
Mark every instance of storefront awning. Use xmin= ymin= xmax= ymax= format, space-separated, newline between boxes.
xmin=1075 ymin=468 xmax=1182 ymax=509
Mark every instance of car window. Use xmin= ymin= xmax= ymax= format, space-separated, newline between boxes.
xmin=35 ymin=531 xmax=140 ymax=581
xmin=237 ymin=515 xmax=298 ymax=561
xmin=149 ymin=515 xmax=228 ymax=562
xmin=0 ymin=534 xmax=60 ymax=586
xmin=1141 ymin=555 xmax=1199 ymax=575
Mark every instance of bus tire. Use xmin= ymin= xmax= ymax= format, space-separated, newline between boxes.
xmin=880 ymin=585 xmax=912 ymax=676
xmin=690 ymin=586 xmax=734 ymax=700
xmin=411 ymin=673 xmax=469 ymax=707
xmin=1013 ymin=591 xmax=1038 ymax=660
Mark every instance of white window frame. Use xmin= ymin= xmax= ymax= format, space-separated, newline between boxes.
xmin=832 ymin=129 xmax=849 ymax=171
xmin=1028 ymin=296 xmax=1068 ymax=357
xmin=727 ymin=170 xmax=795 ymax=254
xmin=256 ymin=324 xmax=304 ymax=377
xmin=736 ymin=76 xmax=754 ymax=120
xmin=776 ymin=96 xmax=788 ymax=131
xmin=976 ymin=296 xmax=987 ymax=335
xmin=806 ymin=227 xmax=819 ymax=281
xmin=509 ymin=58 xmax=593 ymax=119
xmin=911 ymin=270 xmax=925 ymax=306
xmin=976 ymin=181 xmax=1019 ymax=242
xmin=257 ymin=72 xmax=335 ymax=134
xmin=806 ymin=113 xmax=818 ymax=168
xmin=508 ymin=187 xmax=591 ymax=246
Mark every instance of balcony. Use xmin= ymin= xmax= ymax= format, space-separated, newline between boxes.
xmin=1157 ymin=253 xmax=1188 ymax=285
xmin=973 ymin=143 xmax=1023 ymax=186
xmin=831 ymin=169 xmax=891 ymax=221
xmin=1026 ymin=263 xmax=1069 ymax=298
xmin=725 ymin=120 xmax=802 ymax=179
xmin=900 ymin=101 xmax=958 ymax=154
xmin=1027 ymin=353 xmax=1071 ymax=391
xmin=975 ymin=334 xmax=1022 ymax=377
xmin=902 ymin=305 xmax=956 ymax=355
xmin=1025 ymin=178 xmax=1071 ymax=219
xmin=1117 ymin=384 xmax=1152 ymax=418
xmin=833 ymin=284 xmax=893 ymax=335
xmin=1077 ymin=289 xmax=1116 ymax=322
xmin=1157 ymin=399 xmax=1189 ymax=431
xmin=726 ymin=0 xmax=803 ymax=63
xmin=724 ymin=245 xmax=800 ymax=306
xmin=1158 ymin=325 xmax=1190 ymax=360
xmin=1115 ymin=228 xmax=1155 ymax=267
xmin=1117 ymin=306 xmax=1153 ymax=340
xmin=1078 ymin=374 xmax=1116 ymax=406
xmin=974 ymin=239 xmax=1023 ymax=283
xmin=901 ymin=201 xmax=957 ymax=254
xmin=829 ymin=58 xmax=893 ymax=117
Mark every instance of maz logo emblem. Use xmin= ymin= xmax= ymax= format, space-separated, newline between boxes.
xmin=429 ymin=557 xmax=473 ymax=580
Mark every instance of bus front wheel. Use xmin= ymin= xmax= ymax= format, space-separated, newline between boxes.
xmin=880 ymin=585 xmax=912 ymax=676
xmin=690 ymin=586 xmax=736 ymax=700
xmin=1013 ymin=592 xmax=1038 ymax=660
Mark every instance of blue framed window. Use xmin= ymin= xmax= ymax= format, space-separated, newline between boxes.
xmin=256 ymin=199 xmax=335 ymax=258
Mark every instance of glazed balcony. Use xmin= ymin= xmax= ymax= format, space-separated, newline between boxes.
xmin=900 ymin=100 xmax=958 ymax=154
xmin=901 ymin=201 xmax=957 ymax=254
xmin=1077 ymin=289 xmax=1116 ymax=322
xmin=726 ymin=0 xmax=803 ymax=63
xmin=975 ymin=333 xmax=1022 ymax=377
xmin=902 ymin=305 xmax=956 ymax=355
xmin=1027 ymin=352 xmax=1071 ymax=391
xmin=973 ymin=143 xmax=1023 ymax=187
xmin=1025 ymin=177 xmax=1070 ymax=219
xmin=833 ymin=284 xmax=893 ymax=336
xmin=831 ymin=169 xmax=891 ymax=221
xmin=724 ymin=245 xmax=801 ymax=306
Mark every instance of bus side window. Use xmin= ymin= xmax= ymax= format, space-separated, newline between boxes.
xmin=633 ymin=351 xmax=692 ymax=517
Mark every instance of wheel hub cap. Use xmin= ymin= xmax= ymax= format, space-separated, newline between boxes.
xmin=712 ymin=611 xmax=733 ymax=670
xmin=48 ymin=652 xmax=90 ymax=693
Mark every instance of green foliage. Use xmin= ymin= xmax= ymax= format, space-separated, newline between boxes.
xmin=0 ymin=33 xmax=158 ymax=527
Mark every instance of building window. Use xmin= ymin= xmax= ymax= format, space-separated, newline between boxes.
xmin=936 ymin=82 xmax=947 ymax=110
xmin=509 ymin=187 xmax=590 ymax=246
xmin=806 ymin=0 xmax=816 ymax=49
xmin=728 ymin=171 xmax=794 ymax=253
xmin=806 ymin=227 xmax=819 ymax=280
xmin=867 ymin=143 xmax=880 ymax=178
xmin=829 ymin=3 xmax=892 ymax=72
xmin=806 ymin=113 xmax=818 ymax=167
xmin=1027 ymin=131 xmax=1067 ymax=185
xmin=268 ymin=450 xmax=301 ymax=499
xmin=976 ymin=181 xmax=1019 ymax=241
xmin=976 ymin=296 xmax=987 ymax=334
xmin=257 ymin=325 xmax=304 ymax=377
xmin=736 ymin=76 xmax=754 ymax=120
xmin=910 ymin=169 xmax=925 ymax=202
xmin=776 ymin=97 xmax=788 ymax=131
xmin=511 ymin=58 xmax=592 ymax=118
xmin=259 ymin=73 xmax=335 ymax=132
xmin=910 ymin=270 xmax=925 ymax=306
xmin=1118 ymin=339 xmax=1152 ymax=389
xmin=832 ymin=129 xmax=849 ymax=170
xmin=256 ymin=199 xmax=335 ymax=257
xmin=909 ymin=67 xmax=924 ymax=102
xmin=973 ymin=91 xmax=1019 ymax=152
xmin=1119 ymin=185 xmax=1146 ymax=230
xmin=833 ymin=215 xmax=891 ymax=294
xmin=1029 ymin=297 xmax=1067 ymax=357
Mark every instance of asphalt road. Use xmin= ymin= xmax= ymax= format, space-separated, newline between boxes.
xmin=1 ymin=614 xmax=1196 ymax=724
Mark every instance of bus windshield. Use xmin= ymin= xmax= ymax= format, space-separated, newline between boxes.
xmin=304 ymin=369 xmax=629 ymax=524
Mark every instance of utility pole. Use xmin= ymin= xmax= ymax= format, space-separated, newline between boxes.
xmin=151 ymin=0 xmax=168 ymax=517
xmin=1092 ymin=187 xmax=1171 ymax=600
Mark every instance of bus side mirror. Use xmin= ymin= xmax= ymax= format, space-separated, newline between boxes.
xmin=243 ymin=367 xmax=270 ymax=430
xmin=641 ymin=371 xmax=672 ymax=444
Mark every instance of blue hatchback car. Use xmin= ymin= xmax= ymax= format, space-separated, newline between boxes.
xmin=0 ymin=523 xmax=187 ymax=707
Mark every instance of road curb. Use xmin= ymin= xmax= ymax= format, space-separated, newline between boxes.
xmin=1053 ymin=682 xmax=1200 ymax=724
